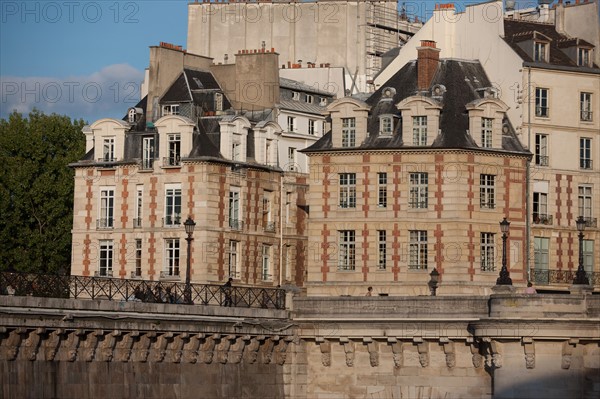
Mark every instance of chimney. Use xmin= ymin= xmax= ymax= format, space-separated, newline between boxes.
xmin=417 ymin=40 xmax=441 ymax=91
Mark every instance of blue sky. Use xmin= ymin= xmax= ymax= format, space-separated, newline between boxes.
xmin=1 ymin=0 xmax=542 ymax=123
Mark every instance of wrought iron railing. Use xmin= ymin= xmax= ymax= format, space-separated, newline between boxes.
xmin=531 ymin=269 xmax=599 ymax=286
xmin=0 ymin=272 xmax=286 ymax=309
xmin=264 ymin=221 xmax=276 ymax=233
xmin=533 ymin=214 xmax=553 ymax=225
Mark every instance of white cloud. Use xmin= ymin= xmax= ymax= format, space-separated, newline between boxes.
xmin=0 ymin=64 xmax=145 ymax=123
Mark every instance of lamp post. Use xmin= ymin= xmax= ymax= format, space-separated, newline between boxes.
xmin=496 ymin=217 xmax=513 ymax=285
xmin=428 ymin=268 xmax=440 ymax=296
xmin=184 ymin=216 xmax=196 ymax=304
xmin=573 ymin=216 xmax=589 ymax=285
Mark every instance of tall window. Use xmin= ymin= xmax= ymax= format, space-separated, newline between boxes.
xmin=261 ymin=244 xmax=272 ymax=280
xmin=377 ymin=230 xmax=386 ymax=270
xmin=409 ymin=230 xmax=427 ymax=270
xmin=288 ymin=147 xmax=297 ymax=171
xmin=534 ymin=237 xmax=550 ymax=284
xmin=164 ymin=238 xmax=180 ymax=276
xmin=583 ymin=240 xmax=594 ymax=272
xmin=287 ymin=116 xmax=297 ymax=132
xmin=232 ymin=142 xmax=241 ymax=161
xmin=102 ymin=137 xmax=115 ymax=162
xmin=480 ymin=174 xmax=495 ymax=209
xmin=308 ymin=119 xmax=316 ymax=135
xmin=263 ymin=191 xmax=274 ymax=232
xmin=481 ymin=118 xmax=493 ymax=148
xmin=306 ymin=94 xmax=313 ymax=104
xmin=339 ymin=173 xmax=356 ymax=208
xmin=135 ymin=239 xmax=142 ymax=277
xmin=142 ymin=136 xmax=154 ymax=169
xmin=578 ymin=48 xmax=590 ymax=67
xmin=98 ymin=187 xmax=114 ymax=229
xmin=413 ymin=116 xmax=427 ymax=146
xmin=265 ymin=139 xmax=272 ymax=165
xmin=229 ymin=188 xmax=241 ymax=229
xmin=535 ymin=133 xmax=548 ymax=166
xmin=378 ymin=172 xmax=387 ymax=208
xmin=480 ymin=233 xmax=495 ymax=271
xmin=98 ymin=240 xmax=113 ymax=277
xmin=134 ymin=185 xmax=143 ymax=228
xmin=229 ymin=240 xmax=240 ymax=278
xmin=342 ymin=118 xmax=356 ymax=147
xmin=580 ymin=92 xmax=592 ymax=121
xmin=533 ymin=192 xmax=549 ymax=224
xmin=578 ymin=185 xmax=593 ymax=224
xmin=580 ymin=138 xmax=592 ymax=169
xmin=164 ymin=184 xmax=181 ymax=226
xmin=380 ymin=116 xmax=393 ymax=136
xmin=215 ymin=93 xmax=223 ymax=111
xmin=534 ymin=42 xmax=547 ymax=62
xmin=409 ymin=172 xmax=428 ymax=209
xmin=535 ymin=88 xmax=549 ymax=117
xmin=338 ymin=230 xmax=356 ymax=271
xmin=166 ymin=133 xmax=181 ymax=166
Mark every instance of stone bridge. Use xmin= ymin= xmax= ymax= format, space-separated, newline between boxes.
xmin=1 ymin=294 xmax=599 ymax=398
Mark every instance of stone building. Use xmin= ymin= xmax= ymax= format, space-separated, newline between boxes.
xmin=302 ymin=41 xmax=531 ymax=296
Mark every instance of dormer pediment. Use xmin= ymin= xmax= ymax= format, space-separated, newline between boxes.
xmin=466 ymin=98 xmax=509 ymax=114
xmin=326 ymin=97 xmax=370 ymax=115
xmin=89 ymin=118 xmax=130 ymax=163
xmin=396 ymin=96 xmax=442 ymax=112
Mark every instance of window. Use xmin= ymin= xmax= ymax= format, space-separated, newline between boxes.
xmin=134 ymin=186 xmax=143 ymax=228
xmin=102 ymin=137 xmax=115 ymax=162
xmin=164 ymin=184 xmax=181 ymax=226
xmin=232 ymin=142 xmax=241 ymax=161
xmin=263 ymin=191 xmax=274 ymax=232
xmin=308 ymin=119 xmax=316 ymax=135
xmin=481 ymin=118 xmax=493 ymax=148
xmin=413 ymin=116 xmax=427 ymax=146
xmin=292 ymin=92 xmax=300 ymax=101
xmin=580 ymin=138 xmax=592 ymax=169
xmin=533 ymin=192 xmax=550 ymax=224
xmin=98 ymin=187 xmax=114 ymax=229
xmin=339 ymin=173 xmax=356 ymax=208
xmin=480 ymin=233 xmax=495 ymax=271
xmin=285 ymin=192 xmax=292 ymax=225
xmin=229 ymin=188 xmax=241 ymax=230
xmin=378 ymin=173 xmax=387 ymax=208
xmin=215 ymin=93 xmax=223 ymax=112
xmin=535 ymin=134 xmax=548 ymax=166
xmin=578 ymin=48 xmax=590 ymax=67
xmin=287 ymin=147 xmax=297 ymax=171
xmin=534 ymin=42 xmax=547 ymax=62
xmin=265 ymin=139 xmax=272 ymax=165
xmin=409 ymin=172 xmax=428 ymax=208
xmin=166 ymin=133 xmax=181 ymax=166
xmin=306 ymin=94 xmax=313 ymax=104
xmin=162 ymin=104 xmax=179 ymax=116
xmin=98 ymin=240 xmax=113 ymax=277
xmin=338 ymin=230 xmax=356 ymax=271
xmin=320 ymin=97 xmax=327 ymax=106
xmin=261 ymin=244 xmax=272 ymax=281
xmin=578 ymin=185 xmax=593 ymax=225
xmin=287 ymin=116 xmax=297 ymax=132
xmin=409 ymin=230 xmax=427 ymax=270
xmin=534 ymin=237 xmax=549 ymax=284
xmin=164 ymin=238 xmax=180 ymax=276
xmin=342 ymin=118 xmax=356 ymax=147
xmin=581 ymin=92 xmax=592 ymax=121
xmin=583 ymin=240 xmax=594 ymax=273
xmin=535 ymin=88 xmax=549 ymax=117
xmin=142 ymin=137 xmax=155 ymax=169
xmin=377 ymin=230 xmax=386 ymax=270
xmin=229 ymin=240 xmax=240 ymax=278
xmin=380 ymin=116 xmax=393 ymax=136
xmin=134 ymin=239 xmax=142 ymax=277
xmin=480 ymin=174 xmax=495 ymax=209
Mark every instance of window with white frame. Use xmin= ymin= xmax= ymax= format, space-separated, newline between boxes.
xmin=580 ymin=138 xmax=592 ymax=169
xmin=265 ymin=139 xmax=272 ymax=165
xmin=215 ymin=93 xmax=223 ymax=111
xmin=261 ymin=244 xmax=272 ymax=280
xmin=135 ymin=239 xmax=142 ymax=277
xmin=535 ymin=88 xmax=549 ymax=117
xmin=342 ymin=118 xmax=356 ymax=147
xmin=578 ymin=48 xmax=590 ymax=67
xmin=409 ymin=172 xmax=428 ymax=208
xmin=164 ymin=184 xmax=181 ymax=226
xmin=287 ymin=147 xmax=296 ymax=171
xmin=583 ymin=240 xmax=594 ymax=272
xmin=98 ymin=240 xmax=113 ymax=277
xmin=380 ymin=115 xmax=393 ymax=136
xmin=339 ymin=173 xmax=356 ymax=208
xmin=413 ymin=116 xmax=427 ymax=146
xmin=581 ymin=92 xmax=592 ymax=121
xmin=306 ymin=94 xmax=313 ymax=104
xmin=292 ymin=92 xmax=300 ymax=101
xmin=378 ymin=172 xmax=387 ymax=208
xmin=287 ymin=116 xmax=297 ymax=132
xmin=308 ymin=119 xmax=316 ymax=135
xmin=409 ymin=230 xmax=427 ymax=270
xmin=229 ymin=188 xmax=241 ymax=230
xmin=232 ymin=141 xmax=241 ymax=161
xmin=164 ymin=238 xmax=180 ymax=276
xmin=162 ymin=104 xmax=180 ymax=116
xmin=338 ymin=230 xmax=356 ymax=271
xmin=142 ymin=136 xmax=154 ymax=169
xmin=263 ymin=190 xmax=274 ymax=232
xmin=481 ymin=118 xmax=493 ymax=148
xmin=578 ymin=185 xmax=593 ymax=224
xmin=480 ymin=233 xmax=495 ymax=271
xmin=535 ymin=133 xmax=549 ymax=166
xmin=534 ymin=237 xmax=549 ymax=276
xmin=166 ymin=133 xmax=181 ymax=166
xmin=98 ymin=187 xmax=115 ymax=229
xmin=480 ymin=174 xmax=495 ymax=209
xmin=533 ymin=191 xmax=549 ymax=224
xmin=534 ymin=42 xmax=547 ymax=62
xmin=102 ymin=137 xmax=115 ymax=162
xmin=229 ymin=240 xmax=240 ymax=278
xmin=134 ymin=185 xmax=143 ymax=228
xmin=377 ymin=230 xmax=386 ymax=270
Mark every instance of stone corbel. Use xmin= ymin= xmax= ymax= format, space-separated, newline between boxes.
xmin=216 ymin=334 xmax=235 ymax=364
xmin=522 ymin=337 xmax=535 ymax=369
xmin=561 ymin=339 xmax=578 ymax=370
xmin=440 ymin=338 xmax=455 ymax=369
xmin=467 ymin=337 xmax=483 ymax=368
xmin=227 ymin=335 xmax=248 ymax=364
xmin=22 ymin=328 xmax=45 ymax=361
xmin=43 ymin=329 xmax=65 ymax=361
xmin=388 ymin=338 xmax=403 ymax=368
xmin=182 ymin=333 xmax=204 ymax=364
xmin=363 ymin=338 xmax=379 ymax=367
xmin=82 ymin=330 xmax=103 ymax=362
xmin=261 ymin=335 xmax=279 ymax=364
xmin=413 ymin=337 xmax=429 ymax=367
xmin=482 ymin=338 xmax=502 ymax=369
xmin=1 ymin=328 xmax=26 ymax=361
xmin=152 ymin=332 xmax=174 ymax=363
xmin=244 ymin=335 xmax=264 ymax=364
xmin=199 ymin=333 xmax=220 ymax=364
xmin=316 ymin=337 xmax=331 ymax=367
xmin=274 ymin=337 xmax=290 ymax=365
xmin=169 ymin=333 xmax=188 ymax=363
xmin=98 ymin=330 xmax=121 ymax=362
xmin=132 ymin=332 xmax=155 ymax=362
xmin=340 ymin=337 xmax=355 ymax=367
xmin=115 ymin=331 xmax=139 ymax=362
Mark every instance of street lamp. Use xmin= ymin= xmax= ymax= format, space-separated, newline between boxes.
xmin=496 ymin=217 xmax=513 ymax=285
xmin=184 ymin=216 xmax=196 ymax=304
xmin=428 ymin=268 xmax=440 ymax=296
xmin=573 ymin=216 xmax=589 ymax=285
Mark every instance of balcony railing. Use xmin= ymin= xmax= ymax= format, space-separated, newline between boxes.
xmin=532 ymin=269 xmax=599 ymax=286
xmin=229 ymin=218 xmax=244 ymax=231
xmin=96 ymin=218 xmax=114 ymax=229
xmin=582 ymin=217 xmax=598 ymax=228
xmin=159 ymin=270 xmax=180 ymax=280
xmin=163 ymin=156 xmax=181 ymax=167
xmin=264 ymin=221 xmax=276 ymax=233
xmin=409 ymin=201 xmax=428 ymax=209
xmin=535 ymin=106 xmax=549 ymax=117
xmin=140 ymin=158 xmax=154 ymax=170
xmin=133 ymin=218 xmax=142 ymax=228
xmin=535 ymin=155 xmax=549 ymax=166
xmin=580 ymin=110 xmax=593 ymax=122
xmin=0 ymin=271 xmax=286 ymax=309
xmin=580 ymin=159 xmax=593 ymax=170
xmin=163 ymin=215 xmax=181 ymax=227
xmin=480 ymin=201 xmax=495 ymax=209
xmin=533 ymin=214 xmax=553 ymax=225
xmin=94 ymin=270 xmax=113 ymax=278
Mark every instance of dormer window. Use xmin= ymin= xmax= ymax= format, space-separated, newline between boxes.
xmin=292 ymin=92 xmax=300 ymax=101
xmin=412 ymin=116 xmax=427 ymax=146
xmin=162 ymin=104 xmax=179 ymax=116
xmin=379 ymin=115 xmax=393 ymax=136
xmin=306 ymin=95 xmax=313 ymax=104
xmin=481 ymin=118 xmax=493 ymax=148
xmin=215 ymin=93 xmax=223 ymax=112
xmin=102 ymin=137 xmax=115 ymax=162
xmin=319 ymin=97 xmax=327 ymax=106
xmin=128 ymin=108 xmax=136 ymax=123
xmin=578 ymin=48 xmax=590 ymax=67
xmin=534 ymin=42 xmax=548 ymax=62
xmin=342 ymin=118 xmax=356 ymax=147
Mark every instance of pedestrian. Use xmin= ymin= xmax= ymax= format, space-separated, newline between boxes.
xmin=365 ymin=286 xmax=373 ymax=297
xmin=222 ymin=278 xmax=233 ymax=307
xmin=524 ymin=282 xmax=537 ymax=294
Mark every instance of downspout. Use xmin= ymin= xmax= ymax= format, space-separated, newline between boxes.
xmin=526 ymin=66 xmax=532 ymax=282
xmin=279 ymin=172 xmax=284 ymax=287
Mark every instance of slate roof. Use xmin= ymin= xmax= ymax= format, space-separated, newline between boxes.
xmin=280 ymin=78 xmax=333 ymax=96
xmin=279 ymin=99 xmax=328 ymax=115
xmin=304 ymin=59 xmax=528 ymax=155
xmin=160 ymin=69 xmax=232 ymax=112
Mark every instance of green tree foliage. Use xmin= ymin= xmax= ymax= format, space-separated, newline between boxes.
xmin=0 ymin=110 xmax=86 ymax=273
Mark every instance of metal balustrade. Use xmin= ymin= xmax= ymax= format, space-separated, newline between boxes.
xmin=532 ymin=269 xmax=599 ymax=286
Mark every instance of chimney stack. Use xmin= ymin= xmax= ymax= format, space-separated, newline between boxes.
xmin=417 ymin=40 xmax=441 ymax=91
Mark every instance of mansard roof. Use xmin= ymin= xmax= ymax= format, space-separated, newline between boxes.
xmin=160 ymin=68 xmax=232 ymax=111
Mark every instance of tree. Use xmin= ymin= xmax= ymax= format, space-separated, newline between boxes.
xmin=0 ymin=110 xmax=86 ymax=273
